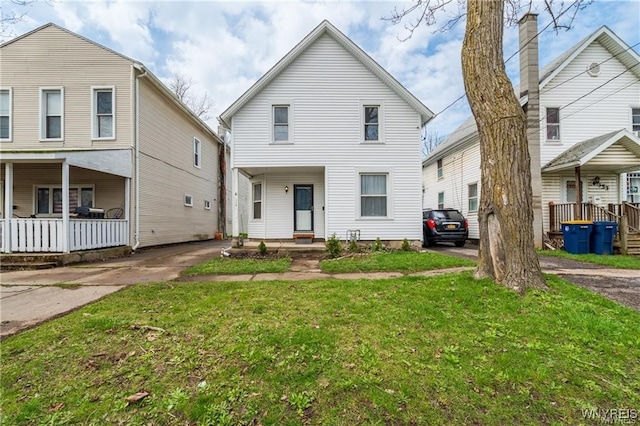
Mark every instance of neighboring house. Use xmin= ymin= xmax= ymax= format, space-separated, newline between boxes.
xmin=0 ymin=23 xmax=225 ymax=254
xmin=218 ymin=20 xmax=434 ymax=246
xmin=423 ymin=18 xmax=640 ymax=244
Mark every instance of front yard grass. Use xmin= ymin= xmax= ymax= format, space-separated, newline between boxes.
xmin=2 ymin=273 xmax=638 ymax=425
xmin=320 ymin=250 xmax=475 ymax=273
xmin=540 ymin=249 xmax=640 ymax=269
xmin=182 ymin=257 xmax=292 ymax=276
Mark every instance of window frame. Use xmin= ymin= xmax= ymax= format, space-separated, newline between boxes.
xmin=184 ymin=194 xmax=194 ymax=207
xmin=270 ymin=102 xmax=293 ymax=144
xmin=204 ymin=199 xmax=211 ymax=210
xmin=0 ymin=87 xmax=12 ymax=142
xmin=91 ymin=86 xmax=116 ymax=140
xmin=39 ymin=87 xmax=64 ymax=141
xmin=357 ymin=171 xmax=391 ymax=219
xmin=437 ymin=192 xmax=445 ymax=210
xmin=360 ymin=100 xmax=385 ymax=143
xmin=252 ymin=182 xmax=263 ymax=220
xmin=545 ymin=107 xmax=561 ymax=142
xmin=468 ymin=183 xmax=478 ymax=213
xmin=632 ymin=107 xmax=640 ymax=136
xmin=437 ymin=159 xmax=443 ymax=179
xmin=193 ymin=137 xmax=202 ymax=169
xmin=33 ymin=184 xmax=95 ymax=217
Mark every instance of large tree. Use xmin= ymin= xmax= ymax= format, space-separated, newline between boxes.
xmin=389 ymin=0 xmax=587 ymax=293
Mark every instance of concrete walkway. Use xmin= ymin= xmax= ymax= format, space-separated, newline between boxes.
xmin=2 ymin=240 xmax=639 ymax=339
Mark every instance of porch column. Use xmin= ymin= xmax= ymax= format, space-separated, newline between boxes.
xmin=232 ymin=167 xmax=240 ymax=247
xmin=3 ymin=163 xmax=13 ymax=253
xmin=125 ymin=177 xmax=131 ymax=245
xmin=574 ymin=166 xmax=582 ymax=220
xmin=62 ymin=161 xmax=70 ymax=253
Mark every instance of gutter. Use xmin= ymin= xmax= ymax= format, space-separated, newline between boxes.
xmin=132 ymin=66 xmax=148 ymax=251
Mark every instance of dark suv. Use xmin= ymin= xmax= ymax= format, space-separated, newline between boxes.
xmin=423 ymin=208 xmax=469 ymax=247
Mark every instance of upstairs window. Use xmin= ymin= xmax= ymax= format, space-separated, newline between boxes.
xmin=40 ymin=87 xmax=64 ymax=140
xmin=437 ymin=159 xmax=443 ymax=179
xmin=273 ymin=105 xmax=289 ymax=142
xmin=0 ymin=88 xmax=11 ymax=141
xmin=193 ymin=137 xmax=202 ymax=168
xmin=253 ymin=182 xmax=262 ymax=219
xmin=364 ymin=106 xmax=379 ymax=141
xmin=437 ymin=192 xmax=445 ymax=209
xmin=468 ymin=183 xmax=478 ymax=212
xmin=632 ymin=108 xmax=640 ymax=136
xmin=546 ymin=107 xmax=560 ymax=141
xmin=360 ymin=173 xmax=387 ymax=217
xmin=92 ymin=87 xmax=115 ymax=139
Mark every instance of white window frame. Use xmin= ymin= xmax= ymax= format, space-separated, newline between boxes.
xmin=39 ymin=87 xmax=64 ymax=141
xmin=631 ymin=107 xmax=640 ymax=137
xmin=193 ymin=137 xmax=202 ymax=168
xmin=91 ymin=86 xmax=116 ymax=140
xmin=270 ymin=102 xmax=293 ymax=144
xmin=468 ymin=183 xmax=478 ymax=213
xmin=545 ymin=107 xmax=561 ymax=142
xmin=204 ymin=199 xmax=211 ymax=210
xmin=437 ymin=159 xmax=443 ymax=179
xmin=184 ymin=194 xmax=194 ymax=207
xmin=252 ymin=182 xmax=263 ymax=220
xmin=0 ymin=87 xmax=12 ymax=142
xmin=437 ymin=192 xmax=445 ymax=210
xmin=33 ymin=184 xmax=95 ymax=217
xmin=360 ymin=100 xmax=385 ymax=143
xmin=357 ymin=169 xmax=392 ymax=219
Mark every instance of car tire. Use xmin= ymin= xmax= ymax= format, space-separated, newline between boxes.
xmin=454 ymin=240 xmax=466 ymax=247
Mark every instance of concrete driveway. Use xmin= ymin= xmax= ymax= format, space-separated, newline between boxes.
xmin=0 ymin=240 xmax=230 ymax=338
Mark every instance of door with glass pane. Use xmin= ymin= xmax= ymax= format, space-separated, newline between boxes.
xmin=294 ymin=185 xmax=313 ymax=232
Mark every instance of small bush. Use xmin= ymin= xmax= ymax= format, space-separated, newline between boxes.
xmin=371 ymin=237 xmax=384 ymax=252
xmin=401 ymin=238 xmax=411 ymax=251
xmin=326 ymin=233 xmax=343 ymax=258
xmin=348 ymin=240 xmax=360 ymax=253
xmin=258 ymin=241 xmax=267 ymax=255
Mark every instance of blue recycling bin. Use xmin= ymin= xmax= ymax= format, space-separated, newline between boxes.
xmin=561 ymin=221 xmax=593 ymax=254
xmin=590 ymin=221 xmax=618 ymax=255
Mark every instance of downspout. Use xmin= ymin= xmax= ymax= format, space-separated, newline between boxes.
xmin=133 ymin=67 xmax=148 ymax=251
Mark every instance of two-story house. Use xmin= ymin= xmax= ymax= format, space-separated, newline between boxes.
xmin=0 ymin=23 xmax=225 ymax=255
xmin=218 ymin=20 xmax=433 ymax=246
xmin=422 ymin=17 xmax=640 ymax=245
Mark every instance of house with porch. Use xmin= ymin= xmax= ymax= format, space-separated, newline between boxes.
xmin=422 ymin=17 xmax=640 ymax=250
xmin=218 ymin=20 xmax=433 ymax=246
xmin=0 ymin=23 xmax=225 ymax=255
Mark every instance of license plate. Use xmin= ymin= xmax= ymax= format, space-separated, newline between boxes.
xmin=447 ymin=224 xmax=457 ymax=229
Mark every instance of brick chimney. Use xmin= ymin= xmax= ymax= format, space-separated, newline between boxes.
xmin=519 ymin=13 xmax=543 ymax=248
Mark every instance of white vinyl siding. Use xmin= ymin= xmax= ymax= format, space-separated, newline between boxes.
xmin=0 ymin=88 xmax=12 ymax=141
xmin=40 ymin=87 xmax=64 ymax=141
xmin=193 ymin=137 xmax=202 ymax=168
xmin=92 ymin=86 xmax=115 ymax=139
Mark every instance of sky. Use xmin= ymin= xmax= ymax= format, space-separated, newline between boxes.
xmin=3 ymin=0 xmax=639 ymax=139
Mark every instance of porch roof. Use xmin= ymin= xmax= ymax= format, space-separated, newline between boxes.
xmin=0 ymin=149 xmax=132 ymax=178
xmin=542 ymin=129 xmax=640 ymax=173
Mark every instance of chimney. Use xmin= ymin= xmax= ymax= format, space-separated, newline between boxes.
xmin=518 ymin=13 xmax=543 ymax=248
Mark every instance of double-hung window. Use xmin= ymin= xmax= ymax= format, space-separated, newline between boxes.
xmin=252 ymin=182 xmax=262 ymax=219
xmin=437 ymin=159 xmax=443 ymax=179
xmin=40 ymin=87 xmax=64 ymax=140
xmin=193 ymin=137 xmax=202 ymax=168
xmin=0 ymin=88 xmax=11 ymax=141
xmin=36 ymin=186 xmax=94 ymax=215
xmin=273 ymin=105 xmax=289 ymax=142
xmin=437 ymin=192 xmax=445 ymax=209
xmin=92 ymin=87 xmax=115 ymax=139
xmin=364 ymin=106 xmax=379 ymax=141
xmin=546 ymin=107 xmax=560 ymax=141
xmin=468 ymin=183 xmax=478 ymax=212
xmin=360 ymin=173 xmax=387 ymax=217
xmin=632 ymin=108 xmax=640 ymax=137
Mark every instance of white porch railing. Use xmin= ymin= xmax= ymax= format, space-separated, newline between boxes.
xmin=3 ymin=218 xmax=128 ymax=253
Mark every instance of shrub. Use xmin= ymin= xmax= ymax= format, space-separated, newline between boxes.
xmin=258 ymin=241 xmax=267 ymax=255
xmin=371 ymin=237 xmax=384 ymax=252
xmin=326 ymin=233 xmax=343 ymax=258
xmin=401 ymin=238 xmax=411 ymax=251
xmin=348 ymin=240 xmax=360 ymax=253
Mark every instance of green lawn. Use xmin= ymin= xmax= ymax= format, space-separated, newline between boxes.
xmin=540 ymin=250 xmax=640 ymax=269
xmin=2 ymin=274 xmax=638 ymax=425
xmin=182 ymin=257 xmax=292 ymax=276
xmin=320 ymin=250 xmax=476 ymax=273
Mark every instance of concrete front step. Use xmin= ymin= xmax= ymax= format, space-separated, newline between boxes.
xmin=1 ymin=262 xmax=58 ymax=271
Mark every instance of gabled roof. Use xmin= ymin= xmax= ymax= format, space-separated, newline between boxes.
xmin=218 ymin=20 xmax=433 ymax=128
xmin=423 ymin=26 xmax=640 ymax=167
xmin=542 ymin=129 xmax=640 ymax=173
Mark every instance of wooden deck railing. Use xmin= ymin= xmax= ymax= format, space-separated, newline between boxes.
xmin=549 ymin=202 xmax=640 ymax=233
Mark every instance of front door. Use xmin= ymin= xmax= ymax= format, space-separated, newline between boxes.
xmin=294 ymin=184 xmax=313 ymax=232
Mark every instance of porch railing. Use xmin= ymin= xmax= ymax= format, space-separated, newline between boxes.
xmin=1 ymin=218 xmax=128 ymax=253
xmin=549 ymin=202 xmax=640 ymax=233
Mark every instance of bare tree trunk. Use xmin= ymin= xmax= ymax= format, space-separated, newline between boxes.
xmin=461 ymin=0 xmax=547 ymax=293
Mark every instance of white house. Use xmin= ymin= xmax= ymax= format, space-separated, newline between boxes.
xmin=0 ymin=23 xmax=226 ymax=255
xmin=219 ymin=20 xmax=433 ymax=246
xmin=422 ymin=17 xmax=640 ymax=244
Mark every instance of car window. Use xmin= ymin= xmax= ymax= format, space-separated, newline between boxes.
xmin=429 ymin=210 xmax=464 ymax=221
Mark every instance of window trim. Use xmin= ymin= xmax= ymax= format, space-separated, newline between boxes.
xmin=468 ymin=183 xmax=478 ymax=213
xmin=33 ymin=184 xmax=95 ymax=217
xmin=0 ymin=87 xmax=12 ymax=142
xmin=356 ymin=169 xmax=392 ymax=219
xmin=437 ymin=159 xmax=443 ymax=179
xmin=184 ymin=194 xmax=194 ymax=207
xmin=360 ymin=100 xmax=385 ymax=143
xmin=193 ymin=137 xmax=202 ymax=169
xmin=252 ymin=182 xmax=263 ymax=220
xmin=631 ymin=106 xmax=640 ymax=136
xmin=545 ymin=107 xmax=561 ymax=142
xmin=437 ymin=191 xmax=445 ymax=210
xmin=91 ymin=86 xmax=116 ymax=140
xmin=204 ymin=199 xmax=211 ymax=210
xmin=39 ymin=87 xmax=64 ymax=141
xmin=270 ymin=101 xmax=294 ymax=144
